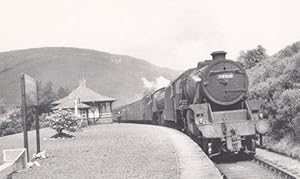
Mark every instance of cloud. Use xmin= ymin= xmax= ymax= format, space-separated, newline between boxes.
xmin=0 ymin=0 xmax=300 ymax=71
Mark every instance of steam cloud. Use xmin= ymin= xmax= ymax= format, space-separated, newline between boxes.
xmin=141 ymin=76 xmax=170 ymax=92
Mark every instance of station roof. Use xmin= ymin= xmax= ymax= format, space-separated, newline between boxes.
xmin=52 ymin=79 xmax=116 ymax=105
xmin=52 ymin=100 xmax=90 ymax=110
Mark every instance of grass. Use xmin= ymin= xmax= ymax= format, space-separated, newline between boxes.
xmin=0 ymin=128 xmax=56 ymax=165
xmin=0 ymin=123 xmax=177 ymax=178
xmin=263 ymin=135 xmax=300 ymax=160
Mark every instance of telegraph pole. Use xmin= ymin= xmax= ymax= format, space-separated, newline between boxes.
xmin=21 ymin=74 xmax=29 ymax=162
xmin=35 ymin=80 xmax=40 ymax=153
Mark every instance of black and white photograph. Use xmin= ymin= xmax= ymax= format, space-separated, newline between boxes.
xmin=0 ymin=0 xmax=299 ymax=178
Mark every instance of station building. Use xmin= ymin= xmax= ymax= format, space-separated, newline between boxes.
xmin=51 ymin=79 xmax=116 ymax=124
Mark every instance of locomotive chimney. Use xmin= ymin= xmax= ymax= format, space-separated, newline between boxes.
xmin=211 ymin=51 xmax=227 ymax=60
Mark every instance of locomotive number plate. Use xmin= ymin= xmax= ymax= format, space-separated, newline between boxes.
xmin=218 ymin=73 xmax=234 ymax=79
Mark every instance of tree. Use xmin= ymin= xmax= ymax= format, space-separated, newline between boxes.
xmin=271 ymin=89 xmax=300 ymax=139
xmin=247 ymin=47 xmax=300 ymax=140
xmin=275 ymin=42 xmax=300 ymax=58
xmin=296 ymin=57 xmax=300 ymax=83
xmin=57 ymin=87 xmax=70 ymax=99
xmin=45 ymin=109 xmax=79 ymax=138
xmin=0 ymin=107 xmax=22 ymax=137
xmin=238 ymin=45 xmax=268 ymax=69
xmin=38 ymin=81 xmax=58 ymax=114
xmin=0 ymin=98 xmax=7 ymax=113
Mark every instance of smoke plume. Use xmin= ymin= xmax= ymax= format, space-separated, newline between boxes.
xmin=141 ymin=76 xmax=170 ymax=95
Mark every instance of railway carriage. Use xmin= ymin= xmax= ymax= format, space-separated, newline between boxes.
xmin=151 ymin=88 xmax=166 ymax=125
xmin=114 ymin=95 xmax=152 ymax=123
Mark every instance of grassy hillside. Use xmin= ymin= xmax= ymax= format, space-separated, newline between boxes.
xmin=244 ymin=42 xmax=300 ymax=159
xmin=247 ymin=42 xmax=300 ymax=136
xmin=0 ymin=47 xmax=180 ymax=107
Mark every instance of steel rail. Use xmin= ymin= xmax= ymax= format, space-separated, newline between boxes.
xmin=254 ymin=156 xmax=300 ymax=179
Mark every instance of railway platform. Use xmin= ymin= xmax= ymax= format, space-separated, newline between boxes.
xmin=0 ymin=123 xmax=222 ymax=178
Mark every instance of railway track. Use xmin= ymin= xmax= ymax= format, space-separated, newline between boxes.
xmin=188 ymin=134 xmax=299 ymax=179
xmin=254 ymin=154 xmax=300 ymax=179
xmin=215 ymin=155 xmax=299 ymax=179
xmin=216 ymin=160 xmax=281 ymax=179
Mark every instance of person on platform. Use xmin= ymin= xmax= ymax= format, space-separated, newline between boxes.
xmin=117 ymin=111 xmax=121 ymax=124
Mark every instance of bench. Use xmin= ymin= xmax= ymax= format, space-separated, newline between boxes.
xmin=0 ymin=149 xmax=28 ymax=179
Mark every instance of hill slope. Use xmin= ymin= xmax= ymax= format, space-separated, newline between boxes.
xmin=0 ymin=47 xmax=180 ymax=106
xmin=246 ymin=42 xmax=300 ymax=139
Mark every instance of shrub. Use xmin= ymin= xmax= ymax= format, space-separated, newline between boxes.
xmin=0 ymin=107 xmax=22 ymax=137
xmin=2 ymin=127 xmax=17 ymax=136
xmin=269 ymin=135 xmax=300 ymax=159
xmin=271 ymin=87 xmax=300 ymax=139
xmin=45 ymin=109 xmax=79 ymax=134
xmin=247 ymin=48 xmax=300 ymax=140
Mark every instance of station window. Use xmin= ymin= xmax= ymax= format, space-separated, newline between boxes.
xmin=80 ymin=110 xmax=86 ymax=118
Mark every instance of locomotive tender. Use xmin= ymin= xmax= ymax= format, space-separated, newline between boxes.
xmin=115 ymin=51 xmax=269 ymax=157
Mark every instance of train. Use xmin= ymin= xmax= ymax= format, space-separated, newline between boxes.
xmin=114 ymin=51 xmax=269 ymax=158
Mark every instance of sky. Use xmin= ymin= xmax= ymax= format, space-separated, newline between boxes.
xmin=0 ymin=0 xmax=299 ymax=70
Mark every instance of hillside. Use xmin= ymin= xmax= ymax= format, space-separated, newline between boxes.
xmin=0 ymin=47 xmax=180 ymax=107
xmin=245 ymin=42 xmax=300 ymax=140
xmin=237 ymin=42 xmax=300 ymax=159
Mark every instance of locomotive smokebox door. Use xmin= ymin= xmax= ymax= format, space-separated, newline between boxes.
xmin=203 ymin=60 xmax=248 ymax=106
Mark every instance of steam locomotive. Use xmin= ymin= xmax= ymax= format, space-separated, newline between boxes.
xmin=114 ymin=51 xmax=269 ymax=158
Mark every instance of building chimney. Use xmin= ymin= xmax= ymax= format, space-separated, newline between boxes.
xmin=211 ymin=51 xmax=227 ymax=60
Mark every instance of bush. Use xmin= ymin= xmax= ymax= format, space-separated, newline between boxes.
xmin=2 ymin=127 xmax=17 ymax=136
xmin=45 ymin=109 xmax=79 ymax=134
xmin=268 ymin=135 xmax=300 ymax=160
xmin=0 ymin=107 xmax=22 ymax=137
xmin=247 ymin=47 xmax=300 ymax=140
